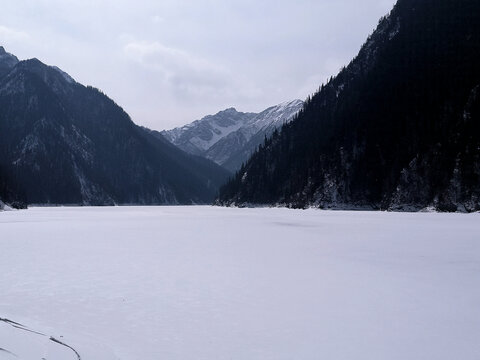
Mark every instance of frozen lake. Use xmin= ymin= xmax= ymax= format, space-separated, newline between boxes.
xmin=0 ymin=206 xmax=479 ymax=360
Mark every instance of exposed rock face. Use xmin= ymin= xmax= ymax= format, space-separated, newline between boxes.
xmin=163 ymin=100 xmax=304 ymax=172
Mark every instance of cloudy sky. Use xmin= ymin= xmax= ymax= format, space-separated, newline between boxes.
xmin=0 ymin=0 xmax=396 ymax=130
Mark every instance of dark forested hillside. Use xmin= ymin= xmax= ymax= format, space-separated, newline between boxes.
xmin=218 ymin=0 xmax=480 ymax=212
xmin=0 ymin=50 xmax=229 ymax=206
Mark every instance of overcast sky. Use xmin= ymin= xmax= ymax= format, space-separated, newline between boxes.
xmin=0 ymin=0 xmax=396 ymax=130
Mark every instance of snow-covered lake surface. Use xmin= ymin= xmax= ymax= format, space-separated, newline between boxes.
xmin=1 ymin=206 xmax=479 ymax=360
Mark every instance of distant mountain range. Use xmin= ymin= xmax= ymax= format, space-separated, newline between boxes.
xmin=162 ymin=100 xmax=303 ymax=172
xmin=2 ymin=0 xmax=479 ymax=212
xmin=218 ymin=0 xmax=480 ymax=212
xmin=0 ymin=46 xmax=230 ymax=207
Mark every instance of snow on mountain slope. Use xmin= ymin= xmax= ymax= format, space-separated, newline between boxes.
xmin=206 ymin=100 xmax=304 ymax=171
xmin=250 ymin=99 xmax=304 ymax=131
xmin=162 ymin=108 xmax=256 ymax=155
xmin=162 ymin=100 xmax=304 ymax=172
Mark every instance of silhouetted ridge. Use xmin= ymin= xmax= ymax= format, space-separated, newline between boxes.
xmin=217 ymin=0 xmax=480 ymax=212
xmin=0 ymin=50 xmax=230 ymax=206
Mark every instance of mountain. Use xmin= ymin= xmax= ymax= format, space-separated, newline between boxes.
xmin=217 ymin=0 xmax=480 ymax=212
xmin=0 ymin=46 xmax=18 ymax=77
xmin=0 ymin=48 xmax=230 ymax=207
xmin=162 ymin=100 xmax=304 ymax=172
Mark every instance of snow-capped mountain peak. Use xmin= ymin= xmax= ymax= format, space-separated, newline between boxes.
xmin=247 ymin=99 xmax=304 ymax=132
xmin=162 ymin=108 xmax=257 ymax=155
xmin=162 ymin=99 xmax=304 ymax=172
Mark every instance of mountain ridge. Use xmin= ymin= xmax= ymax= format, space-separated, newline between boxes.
xmin=162 ymin=99 xmax=304 ymax=172
xmin=0 ymin=48 xmax=230 ymax=207
xmin=217 ymin=0 xmax=480 ymax=212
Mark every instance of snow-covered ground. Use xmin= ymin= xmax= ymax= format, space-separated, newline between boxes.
xmin=0 ymin=206 xmax=479 ymax=360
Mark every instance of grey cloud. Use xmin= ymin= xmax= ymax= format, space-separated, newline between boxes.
xmin=0 ymin=0 xmax=397 ymax=129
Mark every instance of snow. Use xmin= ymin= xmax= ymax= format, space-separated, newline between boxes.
xmin=163 ymin=109 xmax=253 ymax=153
xmin=51 ymin=66 xmax=75 ymax=84
xmin=0 ymin=69 xmax=26 ymax=95
xmin=247 ymin=99 xmax=303 ymax=132
xmin=0 ymin=200 xmax=13 ymax=211
xmin=389 ymin=17 xmax=401 ymax=40
xmin=0 ymin=206 xmax=479 ymax=360
xmin=189 ymin=121 xmax=244 ymax=150
xmin=163 ymin=101 xmax=303 ymax=161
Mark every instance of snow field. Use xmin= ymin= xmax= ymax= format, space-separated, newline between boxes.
xmin=0 ymin=206 xmax=479 ymax=360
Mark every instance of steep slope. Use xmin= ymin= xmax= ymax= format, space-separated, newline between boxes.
xmin=218 ymin=0 xmax=480 ymax=212
xmin=0 ymin=46 xmax=18 ymax=77
xmin=162 ymin=108 xmax=256 ymax=156
xmin=0 ymin=50 xmax=230 ymax=206
xmin=163 ymin=100 xmax=303 ymax=172
xmin=207 ymin=100 xmax=304 ymax=172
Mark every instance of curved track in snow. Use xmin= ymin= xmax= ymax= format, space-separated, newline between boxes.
xmin=0 ymin=317 xmax=81 ymax=360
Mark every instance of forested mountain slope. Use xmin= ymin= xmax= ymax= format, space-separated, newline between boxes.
xmin=218 ymin=0 xmax=480 ymax=212
xmin=0 ymin=48 xmax=229 ymax=206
